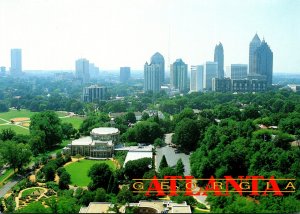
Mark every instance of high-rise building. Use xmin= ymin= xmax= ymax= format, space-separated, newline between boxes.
xmin=0 ymin=67 xmax=6 ymax=76
xmin=150 ymin=52 xmax=165 ymax=84
xmin=212 ymin=78 xmax=231 ymax=92
xmin=144 ymin=53 xmax=165 ymax=92
xmin=229 ymin=64 xmax=248 ymax=80
xmin=254 ymin=39 xmax=273 ymax=85
xmin=120 ymin=67 xmax=131 ymax=83
xmin=89 ymin=63 xmax=100 ymax=79
xmin=83 ymin=85 xmax=107 ymax=102
xmin=75 ymin=58 xmax=90 ymax=84
xmin=170 ymin=59 xmax=188 ymax=92
xmin=214 ymin=42 xmax=224 ymax=79
xmin=10 ymin=49 xmax=22 ymax=76
xmin=190 ymin=65 xmax=204 ymax=92
xmin=249 ymin=34 xmax=261 ymax=75
xmin=203 ymin=62 xmax=218 ymax=91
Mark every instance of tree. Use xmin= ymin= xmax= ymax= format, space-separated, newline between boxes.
xmin=117 ymin=186 xmax=133 ymax=204
xmin=159 ymin=155 xmax=168 ymax=170
xmin=172 ymin=118 xmax=200 ymax=152
xmin=61 ymin=122 xmax=77 ymax=139
xmin=94 ymin=188 xmax=107 ymax=202
xmin=0 ymin=101 xmax=8 ymax=112
xmin=0 ymin=128 xmax=16 ymax=141
xmin=29 ymin=130 xmax=46 ymax=156
xmin=57 ymin=196 xmax=80 ymax=213
xmin=124 ymin=112 xmax=136 ymax=124
xmin=0 ymin=141 xmax=32 ymax=172
xmin=75 ymin=154 xmax=82 ymax=162
xmin=16 ymin=201 xmax=51 ymax=213
xmin=43 ymin=164 xmax=56 ymax=181
xmin=30 ymin=111 xmax=63 ymax=149
xmin=124 ymin=158 xmax=152 ymax=180
xmin=141 ymin=112 xmax=150 ymax=121
xmin=88 ymin=163 xmax=113 ymax=190
xmin=59 ymin=171 xmax=71 ymax=190
xmin=175 ymin=158 xmax=185 ymax=175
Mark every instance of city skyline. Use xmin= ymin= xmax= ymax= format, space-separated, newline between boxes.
xmin=0 ymin=0 xmax=299 ymax=72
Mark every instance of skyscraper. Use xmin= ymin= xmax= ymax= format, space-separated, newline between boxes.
xmin=229 ymin=64 xmax=248 ymax=80
xmin=150 ymin=52 xmax=165 ymax=84
xmin=10 ymin=49 xmax=22 ymax=76
xmin=144 ymin=53 xmax=165 ymax=92
xmin=75 ymin=58 xmax=90 ymax=84
xmin=254 ymin=39 xmax=273 ymax=85
xmin=203 ymin=61 xmax=218 ymax=91
xmin=144 ymin=62 xmax=161 ymax=92
xmin=214 ymin=42 xmax=224 ymax=79
xmin=89 ymin=63 xmax=100 ymax=79
xmin=120 ymin=67 xmax=131 ymax=83
xmin=190 ymin=65 xmax=204 ymax=92
xmin=249 ymin=34 xmax=261 ymax=75
xmin=170 ymin=59 xmax=188 ymax=92
xmin=249 ymin=34 xmax=273 ymax=86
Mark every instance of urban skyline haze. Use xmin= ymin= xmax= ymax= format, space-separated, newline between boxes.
xmin=0 ymin=0 xmax=299 ymax=73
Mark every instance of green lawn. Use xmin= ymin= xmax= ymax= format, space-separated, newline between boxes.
xmin=56 ymin=111 xmax=69 ymax=117
xmin=65 ymin=159 xmax=116 ymax=187
xmin=60 ymin=116 xmax=84 ymax=129
xmin=0 ymin=109 xmax=35 ymax=121
xmin=0 ymin=125 xmax=29 ymax=135
xmin=22 ymin=187 xmax=44 ymax=197
xmin=0 ymin=168 xmax=14 ymax=185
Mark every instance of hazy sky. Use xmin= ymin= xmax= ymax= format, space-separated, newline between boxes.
xmin=0 ymin=0 xmax=299 ymax=72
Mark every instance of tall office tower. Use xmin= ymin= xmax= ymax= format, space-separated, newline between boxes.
xmin=83 ymin=85 xmax=107 ymax=102
xmin=254 ymin=39 xmax=273 ymax=86
xmin=10 ymin=49 xmax=22 ymax=76
xmin=144 ymin=53 xmax=164 ymax=92
xmin=249 ymin=34 xmax=261 ymax=75
xmin=229 ymin=64 xmax=248 ymax=80
xmin=120 ymin=67 xmax=131 ymax=83
xmin=0 ymin=67 xmax=6 ymax=76
xmin=190 ymin=65 xmax=204 ymax=92
xmin=214 ymin=42 xmax=224 ymax=79
xmin=89 ymin=63 xmax=100 ymax=79
xmin=150 ymin=52 xmax=165 ymax=84
xmin=170 ymin=59 xmax=188 ymax=92
xmin=203 ymin=61 xmax=218 ymax=91
xmin=75 ymin=58 xmax=90 ymax=84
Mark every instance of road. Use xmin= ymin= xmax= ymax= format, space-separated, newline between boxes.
xmin=155 ymin=133 xmax=190 ymax=175
xmin=0 ymin=175 xmax=22 ymax=198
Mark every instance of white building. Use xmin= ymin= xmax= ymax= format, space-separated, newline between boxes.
xmin=83 ymin=85 xmax=107 ymax=102
xmin=63 ymin=127 xmax=120 ymax=158
xmin=228 ymin=64 xmax=248 ymax=80
xmin=144 ymin=52 xmax=165 ymax=92
xmin=203 ymin=61 xmax=218 ymax=91
xmin=10 ymin=49 xmax=22 ymax=76
xmin=190 ymin=65 xmax=204 ymax=92
xmin=76 ymin=58 xmax=90 ymax=83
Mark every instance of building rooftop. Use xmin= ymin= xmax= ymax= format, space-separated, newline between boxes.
xmin=71 ymin=136 xmax=92 ymax=146
xmin=91 ymin=127 xmax=119 ymax=136
xmin=79 ymin=202 xmax=114 ymax=213
xmin=123 ymin=150 xmax=153 ymax=167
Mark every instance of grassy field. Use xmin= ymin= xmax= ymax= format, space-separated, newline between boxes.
xmin=65 ymin=159 xmax=116 ymax=187
xmin=0 ymin=168 xmax=14 ymax=186
xmin=60 ymin=116 xmax=84 ymax=129
xmin=0 ymin=125 xmax=29 ymax=135
xmin=0 ymin=109 xmax=83 ymax=135
xmin=0 ymin=109 xmax=35 ymax=121
xmin=21 ymin=187 xmax=44 ymax=197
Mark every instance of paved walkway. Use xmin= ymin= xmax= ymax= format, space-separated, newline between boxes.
xmin=0 ymin=175 xmax=22 ymax=198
